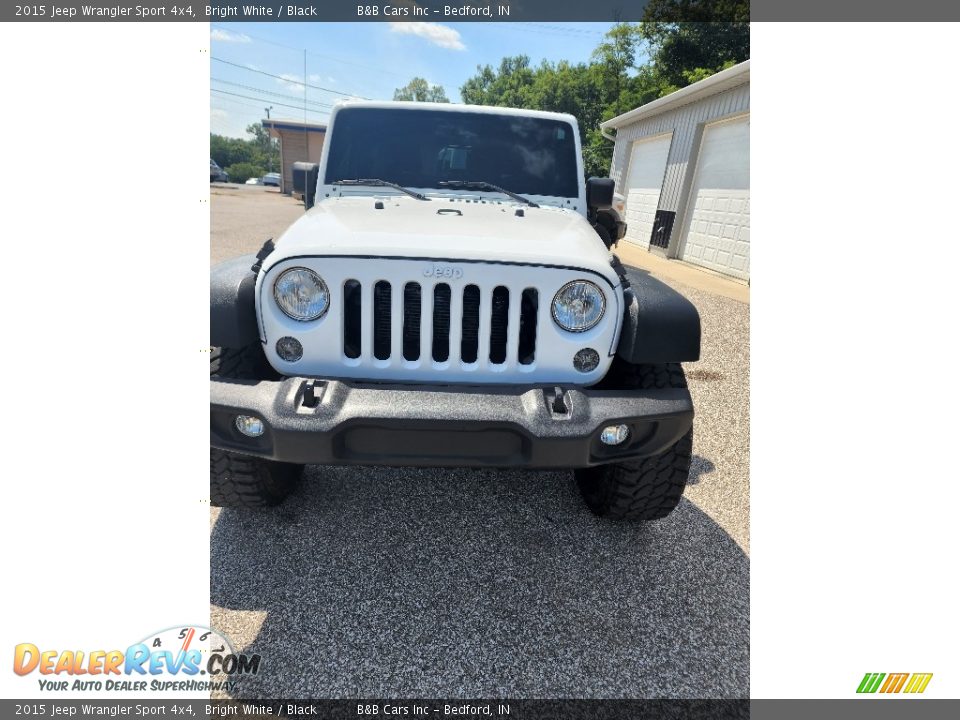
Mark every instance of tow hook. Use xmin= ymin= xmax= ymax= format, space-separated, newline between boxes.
xmin=299 ymin=379 xmax=324 ymax=409
xmin=548 ymin=386 xmax=570 ymax=417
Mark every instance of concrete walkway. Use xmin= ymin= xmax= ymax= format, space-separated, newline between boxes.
xmin=614 ymin=243 xmax=750 ymax=304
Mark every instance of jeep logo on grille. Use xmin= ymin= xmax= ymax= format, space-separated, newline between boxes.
xmin=423 ymin=263 xmax=463 ymax=279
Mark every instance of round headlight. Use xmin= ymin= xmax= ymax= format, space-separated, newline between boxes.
xmin=552 ymin=280 xmax=606 ymax=332
xmin=273 ymin=268 xmax=329 ymax=321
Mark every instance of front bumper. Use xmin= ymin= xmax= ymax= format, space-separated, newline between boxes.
xmin=210 ymin=377 xmax=693 ymax=468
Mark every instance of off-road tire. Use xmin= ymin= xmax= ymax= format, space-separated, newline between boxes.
xmin=210 ymin=450 xmax=302 ymax=508
xmin=575 ymin=362 xmax=692 ymax=521
xmin=210 ymin=344 xmax=276 ymax=380
xmin=210 ymin=344 xmax=303 ymax=508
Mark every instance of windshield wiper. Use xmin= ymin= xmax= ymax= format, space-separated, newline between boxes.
xmin=331 ymin=178 xmax=430 ymax=201
xmin=437 ymin=180 xmax=539 ymax=208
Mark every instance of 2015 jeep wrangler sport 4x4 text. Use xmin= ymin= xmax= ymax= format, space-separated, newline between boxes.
xmin=210 ymin=101 xmax=700 ymax=521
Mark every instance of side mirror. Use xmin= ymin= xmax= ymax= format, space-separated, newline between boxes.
xmin=292 ymin=161 xmax=320 ymax=209
xmin=586 ymin=177 xmax=615 ymax=211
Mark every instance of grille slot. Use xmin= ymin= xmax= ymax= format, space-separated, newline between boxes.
xmin=373 ymin=281 xmax=392 ymax=360
xmin=402 ymin=282 xmax=422 ymax=361
xmin=432 ymin=284 xmax=451 ymax=362
xmin=489 ymin=286 xmax=510 ymax=364
xmin=461 ymin=285 xmax=481 ymax=363
xmin=343 ymin=280 xmax=362 ymax=359
xmin=518 ymin=288 xmax=538 ymax=365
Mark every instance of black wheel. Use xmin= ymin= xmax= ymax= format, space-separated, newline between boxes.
xmin=210 ymin=344 xmax=303 ymax=508
xmin=575 ymin=362 xmax=692 ymax=521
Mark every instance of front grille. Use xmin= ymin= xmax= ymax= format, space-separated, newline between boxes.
xmin=341 ymin=280 xmax=539 ymax=366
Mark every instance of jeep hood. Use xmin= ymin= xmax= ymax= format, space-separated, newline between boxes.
xmin=267 ymin=196 xmax=615 ymax=278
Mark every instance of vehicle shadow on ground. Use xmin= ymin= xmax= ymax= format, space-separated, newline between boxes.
xmin=689 ymin=455 xmax=716 ymax=485
xmin=210 ymin=465 xmax=748 ymax=698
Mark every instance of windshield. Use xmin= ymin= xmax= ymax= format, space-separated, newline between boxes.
xmin=324 ymin=107 xmax=579 ymax=199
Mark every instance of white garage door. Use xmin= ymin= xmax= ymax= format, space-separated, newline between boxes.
xmin=679 ymin=116 xmax=750 ymax=280
xmin=623 ymin=133 xmax=672 ymax=249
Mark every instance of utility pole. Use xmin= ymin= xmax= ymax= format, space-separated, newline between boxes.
xmin=265 ymin=106 xmax=274 ymax=172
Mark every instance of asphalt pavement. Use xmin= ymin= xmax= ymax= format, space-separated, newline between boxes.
xmin=211 ymin=467 xmax=748 ymax=698
xmin=209 ymin=189 xmax=750 ymax=698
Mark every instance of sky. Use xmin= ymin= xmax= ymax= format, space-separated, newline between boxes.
xmin=209 ymin=22 xmax=618 ymax=138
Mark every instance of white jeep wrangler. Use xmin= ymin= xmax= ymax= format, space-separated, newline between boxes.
xmin=210 ymin=101 xmax=700 ymax=521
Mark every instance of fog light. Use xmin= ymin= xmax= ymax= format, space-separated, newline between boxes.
xmin=600 ymin=424 xmax=630 ymax=446
xmin=276 ymin=336 xmax=303 ymax=362
xmin=235 ymin=415 xmax=265 ymax=437
xmin=573 ymin=348 xmax=600 ymax=373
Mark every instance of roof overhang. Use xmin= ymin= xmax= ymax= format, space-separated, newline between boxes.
xmin=600 ymin=60 xmax=750 ymax=131
xmin=261 ymin=118 xmax=328 ymax=137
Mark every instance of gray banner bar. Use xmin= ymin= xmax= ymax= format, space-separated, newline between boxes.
xmin=753 ymin=699 xmax=960 ymax=720
xmin=5 ymin=0 xmax=959 ymax=22
xmin=3 ymin=699 xmax=960 ymax=718
xmin=1 ymin=699 xmax=747 ymax=718
xmin=3 ymin=1 xmax=656 ymax=23
xmin=753 ymin=0 xmax=960 ymax=21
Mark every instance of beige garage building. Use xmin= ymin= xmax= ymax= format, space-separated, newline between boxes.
xmin=602 ymin=60 xmax=750 ymax=281
xmin=262 ymin=119 xmax=327 ymax=195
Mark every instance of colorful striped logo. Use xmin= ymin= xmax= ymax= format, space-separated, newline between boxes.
xmin=857 ymin=672 xmax=933 ymax=694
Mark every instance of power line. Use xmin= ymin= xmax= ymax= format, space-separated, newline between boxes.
xmin=210 ymin=91 xmax=329 ymax=125
xmin=210 ymin=90 xmax=286 ymax=112
xmin=471 ymin=22 xmax=610 ymax=40
xmin=211 ymin=77 xmax=335 ymax=108
xmin=523 ymin=23 xmax=609 ymax=36
xmin=211 ymin=94 xmax=273 ymax=113
xmin=210 ymin=23 xmax=406 ymax=79
xmin=211 ymin=97 xmax=272 ymax=115
xmin=211 ymin=57 xmax=369 ymax=99
xmin=210 ymin=88 xmax=330 ymax=117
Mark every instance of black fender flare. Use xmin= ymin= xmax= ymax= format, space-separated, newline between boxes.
xmin=617 ymin=266 xmax=701 ymax=364
xmin=210 ymin=254 xmax=260 ymax=349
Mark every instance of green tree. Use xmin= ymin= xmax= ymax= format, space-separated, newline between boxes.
xmin=591 ymin=23 xmax=644 ymax=118
xmin=210 ymin=121 xmax=279 ymax=177
xmin=224 ymin=161 xmax=266 ymax=184
xmin=460 ymin=56 xmax=536 ymax=108
xmin=245 ymin=122 xmax=279 ymax=172
xmin=210 ymin=134 xmax=255 ymax=168
xmin=393 ymin=77 xmax=449 ymax=102
xmin=640 ymin=0 xmax=750 ymax=89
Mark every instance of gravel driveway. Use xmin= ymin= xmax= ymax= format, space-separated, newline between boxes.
xmin=210 ymin=190 xmax=749 ymax=698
